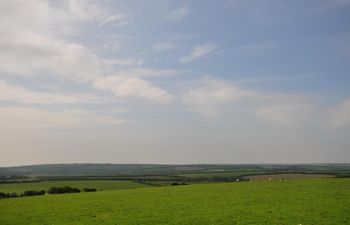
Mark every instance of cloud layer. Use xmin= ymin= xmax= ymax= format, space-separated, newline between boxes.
xmin=0 ymin=0 xmax=349 ymax=165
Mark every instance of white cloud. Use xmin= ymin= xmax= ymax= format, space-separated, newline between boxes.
xmin=0 ymin=107 xmax=125 ymax=130
xmin=0 ymin=107 xmax=78 ymax=129
xmin=0 ymin=34 xmax=111 ymax=81
xmin=329 ymin=98 xmax=350 ymax=127
xmin=0 ymin=0 xmax=49 ymax=34
xmin=179 ymin=43 xmax=219 ymax=63
xmin=99 ymin=14 xmax=131 ymax=27
xmin=0 ymin=0 xmax=110 ymax=37
xmin=112 ymin=68 xmax=179 ymax=78
xmin=255 ymin=102 xmax=312 ymax=125
xmin=0 ymin=0 xmax=174 ymax=104
xmin=168 ymin=6 xmax=190 ymax=22
xmin=93 ymin=76 xmax=173 ymax=104
xmin=0 ymin=0 xmax=112 ymax=81
xmin=0 ymin=80 xmax=108 ymax=104
xmin=65 ymin=0 xmax=107 ymax=21
xmin=184 ymin=77 xmax=252 ymax=105
xmin=183 ymin=76 xmax=253 ymax=115
xmin=109 ymin=58 xmax=144 ymax=67
xmin=183 ymin=76 xmax=314 ymax=124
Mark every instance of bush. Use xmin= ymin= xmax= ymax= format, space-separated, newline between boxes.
xmin=23 ymin=190 xmax=46 ymax=196
xmin=170 ymin=182 xmax=188 ymax=186
xmin=48 ymin=186 xmax=81 ymax=194
xmin=9 ymin=192 xmax=18 ymax=198
xmin=0 ymin=192 xmax=6 ymax=198
xmin=0 ymin=190 xmax=46 ymax=199
xmin=82 ymin=188 xmax=97 ymax=192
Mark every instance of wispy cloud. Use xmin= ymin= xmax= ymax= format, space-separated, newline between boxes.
xmin=239 ymin=42 xmax=277 ymax=56
xmin=0 ymin=34 xmax=111 ymax=81
xmin=168 ymin=6 xmax=190 ymax=22
xmin=0 ymin=0 xmax=175 ymax=106
xmin=108 ymin=58 xmax=144 ymax=67
xmin=0 ymin=80 xmax=108 ymax=104
xmin=183 ymin=76 xmax=314 ymax=125
xmin=329 ymin=98 xmax=350 ymax=127
xmin=0 ymin=107 xmax=125 ymax=130
xmin=93 ymin=75 xmax=173 ymax=104
xmin=112 ymin=68 xmax=180 ymax=78
xmin=255 ymin=102 xmax=313 ymax=125
xmin=183 ymin=76 xmax=253 ymax=116
xmin=0 ymin=0 xmax=112 ymax=81
xmin=64 ymin=0 xmax=108 ymax=22
xmin=99 ymin=14 xmax=131 ymax=27
xmin=179 ymin=43 xmax=219 ymax=63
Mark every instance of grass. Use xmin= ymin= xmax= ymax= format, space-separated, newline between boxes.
xmin=245 ymin=173 xmax=335 ymax=181
xmin=2 ymin=163 xmax=350 ymax=178
xmin=178 ymin=171 xmax=266 ymax=178
xmin=0 ymin=180 xmax=147 ymax=194
xmin=0 ymin=178 xmax=349 ymax=225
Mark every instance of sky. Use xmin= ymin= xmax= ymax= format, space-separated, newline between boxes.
xmin=0 ymin=0 xmax=350 ymax=166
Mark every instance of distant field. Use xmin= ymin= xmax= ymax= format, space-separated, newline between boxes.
xmin=0 ymin=178 xmax=349 ymax=225
xmin=245 ymin=173 xmax=335 ymax=181
xmin=1 ymin=163 xmax=350 ymax=178
xmin=0 ymin=180 xmax=147 ymax=194
xmin=178 ymin=171 xmax=266 ymax=178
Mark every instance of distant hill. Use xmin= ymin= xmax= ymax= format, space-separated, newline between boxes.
xmin=1 ymin=163 xmax=350 ymax=179
xmin=0 ymin=163 xmax=209 ymax=177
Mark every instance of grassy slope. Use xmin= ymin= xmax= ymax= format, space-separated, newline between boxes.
xmin=245 ymin=173 xmax=334 ymax=180
xmin=0 ymin=179 xmax=349 ymax=225
xmin=0 ymin=180 xmax=147 ymax=193
xmin=178 ymin=171 xmax=270 ymax=178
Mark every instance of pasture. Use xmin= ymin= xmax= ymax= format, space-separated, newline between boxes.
xmin=0 ymin=178 xmax=349 ymax=225
xmin=0 ymin=180 xmax=147 ymax=194
xmin=245 ymin=173 xmax=335 ymax=181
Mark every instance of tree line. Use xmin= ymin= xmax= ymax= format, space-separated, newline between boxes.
xmin=0 ymin=186 xmax=97 ymax=199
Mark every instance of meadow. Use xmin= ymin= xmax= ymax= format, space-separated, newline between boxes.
xmin=0 ymin=178 xmax=349 ymax=225
xmin=245 ymin=173 xmax=334 ymax=181
xmin=0 ymin=180 xmax=147 ymax=194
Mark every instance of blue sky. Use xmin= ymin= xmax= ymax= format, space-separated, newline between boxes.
xmin=0 ymin=0 xmax=349 ymax=166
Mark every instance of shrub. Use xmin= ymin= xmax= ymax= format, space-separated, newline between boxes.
xmin=23 ymin=190 xmax=46 ymax=196
xmin=9 ymin=192 xmax=18 ymax=198
xmin=82 ymin=188 xmax=97 ymax=192
xmin=48 ymin=186 xmax=81 ymax=194
xmin=170 ymin=182 xmax=188 ymax=186
xmin=0 ymin=191 xmax=33 ymax=199
xmin=0 ymin=192 xmax=6 ymax=198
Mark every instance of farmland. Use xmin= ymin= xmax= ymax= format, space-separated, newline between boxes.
xmin=0 ymin=180 xmax=147 ymax=194
xmin=0 ymin=164 xmax=349 ymax=224
xmin=0 ymin=178 xmax=349 ymax=225
xmin=245 ymin=173 xmax=335 ymax=181
xmin=1 ymin=164 xmax=350 ymax=184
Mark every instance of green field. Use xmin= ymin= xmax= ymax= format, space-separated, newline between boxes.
xmin=0 ymin=180 xmax=147 ymax=194
xmin=178 ymin=171 xmax=268 ymax=179
xmin=2 ymin=163 xmax=350 ymax=178
xmin=245 ymin=173 xmax=335 ymax=181
xmin=0 ymin=178 xmax=349 ymax=225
